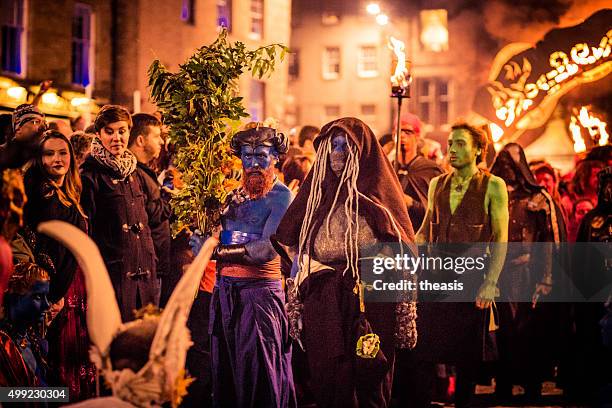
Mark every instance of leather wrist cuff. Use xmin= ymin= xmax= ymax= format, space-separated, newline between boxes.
xmin=213 ymin=244 xmax=250 ymax=264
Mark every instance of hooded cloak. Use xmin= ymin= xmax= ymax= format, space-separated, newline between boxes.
xmin=491 ymin=143 xmax=542 ymax=193
xmin=397 ymin=156 xmax=443 ymax=230
xmin=275 ymin=117 xmax=414 ymax=248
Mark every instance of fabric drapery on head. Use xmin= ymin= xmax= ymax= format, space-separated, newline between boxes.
xmin=275 ymin=117 xmax=414 ymax=249
xmin=491 ymin=142 xmax=542 ymax=192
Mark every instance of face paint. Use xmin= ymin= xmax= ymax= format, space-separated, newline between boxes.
xmin=240 ymin=145 xmax=277 ymax=198
xmin=240 ymin=145 xmax=277 ymax=171
xmin=9 ymin=280 xmax=50 ymax=324
xmin=330 ymin=133 xmax=349 ymax=176
xmin=448 ymin=129 xmax=480 ymax=170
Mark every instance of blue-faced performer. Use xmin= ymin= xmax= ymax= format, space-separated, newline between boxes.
xmin=193 ymin=122 xmax=296 ymax=408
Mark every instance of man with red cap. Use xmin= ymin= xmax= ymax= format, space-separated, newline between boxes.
xmin=394 ymin=113 xmax=443 ymax=231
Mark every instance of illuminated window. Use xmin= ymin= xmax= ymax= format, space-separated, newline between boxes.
xmin=72 ymin=3 xmax=92 ymax=87
xmin=1 ymin=0 xmax=25 ymax=75
xmin=357 ymin=46 xmax=378 ymax=78
xmin=420 ymin=9 xmax=448 ymax=52
xmin=181 ymin=0 xmax=195 ymax=24
xmin=321 ymin=12 xmax=340 ymax=25
xmin=322 ymin=47 xmax=340 ymax=80
xmin=361 ymin=104 xmax=376 ymax=116
xmin=250 ymin=0 xmax=264 ymax=39
xmin=415 ymin=78 xmax=451 ymax=129
xmin=289 ymin=50 xmax=299 ymax=81
xmin=249 ymin=80 xmax=265 ymax=121
xmin=324 ymin=105 xmax=340 ymax=117
xmin=217 ymin=0 xmax=231 ymax=31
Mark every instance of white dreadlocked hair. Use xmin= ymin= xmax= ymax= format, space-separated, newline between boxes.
xmin=295 ymin=132 xmax=404 ymax=288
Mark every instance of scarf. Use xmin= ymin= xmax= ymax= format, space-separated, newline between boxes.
xmin=90 ymin=137 xmax=137 ymax=179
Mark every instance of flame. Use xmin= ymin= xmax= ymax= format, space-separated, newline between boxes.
xmin=388 ymin=36 xmax=408 ymax=88
xmin=489 ymin=123 xmax=504 ymax=143
xmin=569 ymin=116 xmax=587 ymax=153
xmin=569 ymin=106 xmax=609 ymax=153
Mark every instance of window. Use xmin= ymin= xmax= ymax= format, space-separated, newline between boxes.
xmin=357 ymin=46 xmax=378 ymax=78
xmin=438 ymin=80 xmax=449 ymax=125
xmin=250 ymin=0 xmax=264 ymax=39
xmin=324 ymin=105 xmax=340 ymax=117
xmin=288 ymin=50 xmax=299 ymax=81
xmin=1 ymin=0 xmax=25 ymax=74
xmin=217 ymin=0 xmax=231 ymax=31
xmin=361 ymin=104 xmax=376 ymax=116
xmin=181 ymin=0 xmax=195 ymax=24
xmin=414 ymin=78 xmax=451 ymax=129
xmin=249 ymin=80 xmax=265 ymax=121
xmin=420 ymin=9 xmax=448 ymax=52
xmin=321 ymin=0 xmax=341 ymax=25
xmin=72 ymin=3 xmax=92 ymax=87
xmin=321 ymin=12 xmax=339 ymax=25
xmin=322 ymin=47 xmax=340 ymax=80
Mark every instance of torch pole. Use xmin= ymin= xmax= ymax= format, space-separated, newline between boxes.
xmin=394 ymin=95 xmax=403 ymax=172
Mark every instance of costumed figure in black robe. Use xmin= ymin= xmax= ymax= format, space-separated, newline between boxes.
xmin=490 ymin=143 xmax=566 ymax=402
xmin=569 ymin=166 xmax=612 ymax=405
xmin=273 ymin=117 xmax=417 ymax=408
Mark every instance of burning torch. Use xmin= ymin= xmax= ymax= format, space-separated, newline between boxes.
xmin=389 ymin=36 xmax=412 ymax=172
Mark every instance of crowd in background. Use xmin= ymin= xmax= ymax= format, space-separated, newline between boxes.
xmin=0 ymin=86 xmax=610 ymax=407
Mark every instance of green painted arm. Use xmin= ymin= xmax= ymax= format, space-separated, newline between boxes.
xmin=476 ymin=175 xmax=509 ymax=304
xmin=415 ymin=177 xmax=439 ymax=245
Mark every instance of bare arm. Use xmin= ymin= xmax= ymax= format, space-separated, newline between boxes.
xmin=31 ymin=80 xmax=52 ymax=106
xmin=415 ymin=177 xmax=439 ymax=245
xmin=476 ymin=175 xmax=509 ymax=309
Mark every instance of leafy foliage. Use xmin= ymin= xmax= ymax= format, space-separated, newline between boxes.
xmin=148 ymin=30 xmax=288 ymax=235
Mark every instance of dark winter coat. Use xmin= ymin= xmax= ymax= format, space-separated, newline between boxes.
xmin=24 ymin=170 xmax=87 ymax=303
xmin=136 ymin=162 xmax=171 ymax=281
xmin=80 ymin=155 xmax=158 ymax=321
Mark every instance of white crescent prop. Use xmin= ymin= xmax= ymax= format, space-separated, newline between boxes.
xmin=147 ymin=235 xmax=217 ymax=392
xmin=37 ymin=220 xmax=122 ymax=355
xmin=40 ymin=220 xmax=219 ymax=405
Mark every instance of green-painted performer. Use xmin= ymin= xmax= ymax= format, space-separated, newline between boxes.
xmin=414 ymin=121 xmax=509 ymax=408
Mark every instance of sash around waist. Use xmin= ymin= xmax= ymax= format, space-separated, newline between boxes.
xmin=219 ymin=257 xmax=281 ymax=280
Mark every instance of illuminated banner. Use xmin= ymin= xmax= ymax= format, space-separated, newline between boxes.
xmin=473 ymin=9 xmax=611 ymax=142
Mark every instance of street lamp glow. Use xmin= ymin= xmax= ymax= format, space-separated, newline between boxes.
xmin=42 ymin=92 xmax=60 ymax=106
xmin=71 ymin=97 xmax=91 ymax=107
xmin=366 ymin=3 xmax=380 ymax=15
xmin=6 ymin=86 xmax=26 ymax=100
xmin=376 ymin=13 xmax=389 ymax=26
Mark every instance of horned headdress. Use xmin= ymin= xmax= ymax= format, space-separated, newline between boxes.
xmin=38 ymin=221 xmax=217 ymax=407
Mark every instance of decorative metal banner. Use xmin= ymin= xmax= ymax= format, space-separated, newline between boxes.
xmin=473 ymin=9 xmax=612 ymax=143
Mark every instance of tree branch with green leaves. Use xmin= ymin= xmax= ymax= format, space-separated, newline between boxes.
xmin=148 ymin=29 xmax=288 ymax=235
